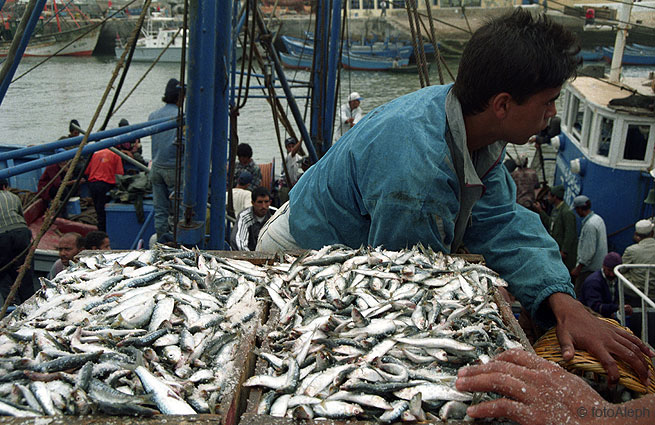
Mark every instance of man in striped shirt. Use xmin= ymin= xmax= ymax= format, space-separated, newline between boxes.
xmin=230 ymin=187 xmax=272 ymax=251
xmin=0 ymin=178 xmax=35 ymax=305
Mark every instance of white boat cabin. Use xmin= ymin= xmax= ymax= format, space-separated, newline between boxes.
xmin=559 ymin=76 xmax=655 ymax=171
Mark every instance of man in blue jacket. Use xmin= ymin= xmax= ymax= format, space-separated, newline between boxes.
xmin=256 ymin=9 xmax=653 ymax=383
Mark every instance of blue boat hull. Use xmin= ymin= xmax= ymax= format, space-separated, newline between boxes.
xmin=601 ymin=46 xmax=655 ymax=65
xmin=279 ymin=51 xmax=409 ymax=71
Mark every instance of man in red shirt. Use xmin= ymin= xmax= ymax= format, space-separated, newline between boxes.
xmin=85 ymin=149 xmax=123 ymax=231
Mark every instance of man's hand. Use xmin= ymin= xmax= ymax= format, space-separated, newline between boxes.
xmin=549 ymin=293 xmax=654 ymax=385
xmin=456 ymin=349 xmax=612 ymax=425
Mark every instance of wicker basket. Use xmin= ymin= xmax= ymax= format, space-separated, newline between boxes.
xmin=533 ymin=317 xmax=655 ymax=394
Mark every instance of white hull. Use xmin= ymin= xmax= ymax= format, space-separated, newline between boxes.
xmin=0 ymin=25 xmax=101 ymax=57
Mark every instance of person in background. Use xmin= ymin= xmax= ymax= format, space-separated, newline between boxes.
xmin=277 ymin=137 xmax=304 ymax=204
xmin=85 ymin=148 xmax=124 ymax=232
xmin=547 ymin=185 xmax=577 ymax=272
xmin=231 ymin=187 xmax=272 ymax=251
xmin=257 ymin=10 xmax=653 ymax=383
xmin=229 ymin=171 xmax=253 ymax=218
xmin=149 ymin=78 xmax=185 ymax=238
xmin=84 ymin=230 xmax=110 ymax=250
xmin=0 ymin=178 xmax=35 ymax=305
xmin=37 ymin=160 xmax=68 ymax=204
xmin=379 ymin=0 xmax=387 ymax=16
xmin=232 ymin=143 xmax=262 ymax=189
xmin=48 ymin=232 xmax=84 ymax=279
xmin=511 ymin=153 xmax=539 ymax=210
xmin=622 ymin=219 xmax=655 ymax=301
xmin=456 ymin=349 xmax=655 ymax=425
xmin=571 ymin=195 xmax=607 ymax=297
xmin=62 ymin=119 xmax=81 ymax=139
xmin=580 ymin=252 xmax=632 ymax=319
xmin=117 ymin=118 xmax=146 ymax=174
xmin=337 ymin=92 xmax=363 ymax=140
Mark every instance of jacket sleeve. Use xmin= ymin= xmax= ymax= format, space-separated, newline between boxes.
xmin=463 ymin=162 xmax=575 ymax=327
xmin=576 ymin=220 xmax=597 ymax=267
xmin=232 ymin=211 xmax=250 ymax=251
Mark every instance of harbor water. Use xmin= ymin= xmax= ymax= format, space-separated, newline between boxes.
xmin=0 ymin=55 xmax=652 ymax=178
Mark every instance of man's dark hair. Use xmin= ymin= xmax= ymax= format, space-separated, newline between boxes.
xmin=69 ymin=119 xmax=80 ymax=134
xmin=252 ymin=187 xmax=271 ymax=203
xmin=85 ymin=231 xmax=109 ymax=249
xmin=236 ymin=143 xmax=253 ymax=158
xmin=453 ymin=9 xmax=580 ymax=116
xmin=0 ymin=178 xmax=8 ymax=189
xmin=63 ymin=232 xmax=85 ymax=249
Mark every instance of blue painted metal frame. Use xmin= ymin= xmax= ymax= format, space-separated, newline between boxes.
xmin=0 ymin=119 xmax=180 ymax=179
xmin=130 ymin=209 xmax=155 ymax=250
xmin=0 ymin=0 xmax=48 ymax=107
xmin=0 ymin=117 xmax=174 ymax=161
xmin=323 ymin=0 xmax=342 ymax=153
xmin=208 ymin=0 xmax=232 ymax=250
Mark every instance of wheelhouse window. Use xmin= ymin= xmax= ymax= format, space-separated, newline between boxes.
xmin=570 ymin=95 xmax=584 ymax=140
xmin=623 ymin=123 xmax=650 ymax=161
xmin=351 ymin=0 xmax=360 ymax=9
xmin=362 ymin=0 xmax=374 ymax=9
xmin=596 ymin=116 xmax=614 ymax=158
xmin=392 ymin=0 xmax=404 ymax=8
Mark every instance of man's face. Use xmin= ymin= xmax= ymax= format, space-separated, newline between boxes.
xmin=58 ymin=236 xmax=81 ymax=266
xmin=252 ymin=195 xmax=271 ymax=217
xmin=349 ymin=99 xmax=360 ymax=110
xmin=98 ymin=237 xmax=111 ymax=250
xmin=503 ymin=86 xmax=560 ymax=145
xmin=238 ymin=156 xmax=251 ymax=166
xmin=603 ymin=265 xmax=616 ymax=280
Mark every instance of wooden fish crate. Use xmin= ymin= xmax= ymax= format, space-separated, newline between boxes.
xmin=242 ymin=253 xmax=533 ymax=425
xmin=0 ymin=250 xmax=276 ymax=425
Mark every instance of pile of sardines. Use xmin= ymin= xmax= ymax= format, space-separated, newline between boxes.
xmin=0 ymin=246 xmax=263 ymax=417
xmin=246 ymin=244 xmax=523 ymax=422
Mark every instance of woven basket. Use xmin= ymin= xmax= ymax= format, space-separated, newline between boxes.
xmin=533 ymin=317 xmax=655 ymax=394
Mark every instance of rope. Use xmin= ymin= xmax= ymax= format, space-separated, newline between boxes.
xmin=265 ymin=70 xmax=292 ymax=189
xmin=0 ymin=0 xmax=152 ymax=319
xmin=423 ymin=0 xmax=444 ymax=85
xmin=404 ymin=0 xmax=424 ymax=88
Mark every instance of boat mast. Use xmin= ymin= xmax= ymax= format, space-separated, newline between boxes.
xmin=608 ymin=0 xmax=634 ymax=82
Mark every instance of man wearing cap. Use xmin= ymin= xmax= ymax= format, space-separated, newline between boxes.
xmin=148 ymin=78 xmax=185 ymax=238
xmin=580 ymin=252 xmax=632 ymax=319
xmin=232 ymin=143 xmax=262 ymax=190
xmin=571 ymin=195 xmax=608 ymax=297
xmin=547 ymin=185 xmax=577 ymax=271
xmin=336 ymin=92 xmax=363 ymax=139
xmin=622 ymin=219 xmax=655 ymax=301
xmin=228 ymin=171 xmax=253 ymax=218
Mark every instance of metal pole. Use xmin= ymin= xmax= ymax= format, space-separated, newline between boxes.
xmin=178 ymin=0 xmax=216 ymax=246
xmin=609 ymin=0 xmax=634 ymax=83
xmin=208 ymin=0 xmax=232 ymax=250
xmin=254 ymin=9 xmax=318 ymax=163
xmin=0 ymin=0 xmax=48 ymax=107
xmin=0 ymin=120 xmax=179 ymax=179
xmin=0 ymin=118 xmax=173 ymax=161
xmin=323 ymin=0 xmax=342 ymax=153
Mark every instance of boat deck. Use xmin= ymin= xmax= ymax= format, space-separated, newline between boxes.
xmin=571 ymin=76 xmax=654 ymax=107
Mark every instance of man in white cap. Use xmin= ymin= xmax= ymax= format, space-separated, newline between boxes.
xmin=336 ymin=92 xmax=363 ymax=140
xmin=571 ymin=194 xmax=608 ymax=297
xmin=622 ymin=219 xmax=655 ymax=301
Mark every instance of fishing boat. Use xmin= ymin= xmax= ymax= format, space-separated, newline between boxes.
xmin=114 ymin=14 xmax=242 ymax=63
xmin=551 ymin=73 xmax=654 ymax=254
xmin=0 ymin=21 xmax=101 ymax=57
xmin=281 ymin=34 xmax=413 ymax=59
xmin=279 ymin=50 xmax=409 ymax=71
xmin=601 ymin=45 xmax=655 ymax=66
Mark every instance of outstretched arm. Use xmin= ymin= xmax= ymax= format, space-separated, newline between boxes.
xmin=457 ymin=349 xmax=655 ymax=425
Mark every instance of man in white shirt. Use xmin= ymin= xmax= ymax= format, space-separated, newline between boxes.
xmin=336 ymin=92 xmax=363 ymax=140
xmin=228 ymin=171 xmax=253 ymax=218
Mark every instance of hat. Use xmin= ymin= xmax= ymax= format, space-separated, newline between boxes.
xmin=118 ymin=118 xmax=130 ymax=127
xmin=603 ymin=252 xmax=622 ymax=269
xmin=635 ymin=219 xmax=654 ymax=236
xmin=348 ymin=92 xmax=363 ymax=102
xmin=164 ymin=78 xmax=184 ymax=98
xmin=550 ymin=185 xmax=565 ymax=199
xmin=572 ymin=195 xmax=590 ymax=208
xmin=69 ymin=119 xmax=80 ymax=133
xmin=238 ymin=171 xmax=253 ymax=185
xmin=285 ymin=137 xmax=297 ymax=146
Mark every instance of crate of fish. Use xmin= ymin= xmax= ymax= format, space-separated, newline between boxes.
xmin=0 ymin=246 xmax=270 ymax=423
xmin=242 ymin=244 xmax=531 ymax=423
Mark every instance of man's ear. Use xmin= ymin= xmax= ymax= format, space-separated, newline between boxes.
xmin=489 ymin=92 xmax=513 ymax=120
